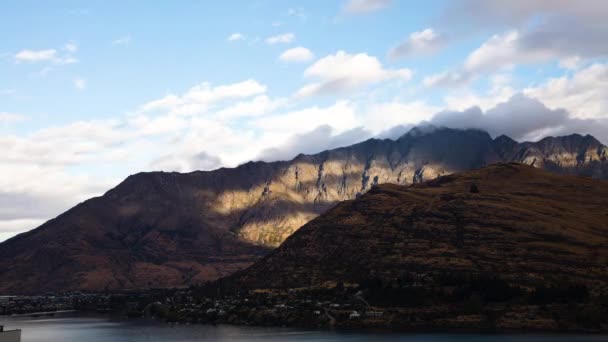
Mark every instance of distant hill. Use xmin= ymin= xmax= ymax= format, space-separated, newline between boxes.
xmin=1 ymin=127 xmax=607 ymax=294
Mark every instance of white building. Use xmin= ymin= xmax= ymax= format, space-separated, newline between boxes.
xmin=0 ymin=326 xmax=21 ymax=342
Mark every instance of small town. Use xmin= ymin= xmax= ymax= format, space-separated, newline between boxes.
xmin=0 ymin=288 xmax=388 ymax=329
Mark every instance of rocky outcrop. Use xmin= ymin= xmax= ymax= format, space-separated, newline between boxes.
xmin=1 ymin=127 xmax=607 ymax=293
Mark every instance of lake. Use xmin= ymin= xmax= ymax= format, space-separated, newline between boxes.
xmin=1 ymin=312 xmax=606 ymax=341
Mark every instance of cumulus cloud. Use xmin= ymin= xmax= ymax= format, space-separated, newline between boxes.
xmin=296 ymin=51 xmax=412 ymax=97
xmin=361 ymin=101 xmax=439 ymax=133
xmin=375 ymin=124 xmax=416 ymax=140
xmin=265 ymin=33 xmax=295 ymax=45
xmin=215 ymin=95 xmax=286 ymax=119
xmin=137 ymin=79 xmax=267 ymax=115
xmin=559 ymin=56 xmax=581 ymax=70
xmin=389 ymin=29 xmax=447 ymax=58
xmin=227 ymin=33 xmax=245 ymax=42
xmin=14 ymin=44 xmax=79 ymax=65
xmin=343 ymin=0 xmax=392 ymax=14
xmin=424 ymin=30 xmax=550 ymax=87
xmin=258 ymin=125 xmax=371 ymax=162
xmin=151 ymin=151 xmax=222 ymax=172
xmin=465 ymin=31 xmax=540 ymax=72
xmin=524 ymin=63 xmax=608 ymax=120
xmin=429 ymin=1 xmax=608 ymax=87
xmin=279 ymin=47 xmax=314 ymax=62
xmin=431 ymin=94 xmax=608 ymax=143
xmin=14 ymin=49 xmax=57 ymax=62
xmin=442 ymin=74 xmax=516 ymax=111
xmin=253 ymin=101 xmax=359 ymax=135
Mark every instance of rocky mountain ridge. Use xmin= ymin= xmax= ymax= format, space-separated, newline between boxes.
xmin=0 ymin=127 xmax=607 ymax=293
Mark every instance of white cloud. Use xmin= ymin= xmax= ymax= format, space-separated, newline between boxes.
xmin=14 ymin=43 xmax=79 ymax=65
xmin=138 ymin=79 xmax=267 ymax=115
xmin=15 ymin=49 xmax=57 ymax=63
xmin=559 ymin=56 xmax=581 ymax=70
xmin=151 ymin=151 xmax=222 ymax=173
xmin=279 ymin=47 xmax=314 ymax=62
xmin=524 ymin=63 xmax=608 ymax=120
xmin=227 ymin=33 xmax=245 ymax=42
xmin=253 ymin=100 xmax=359 ymax=135
xmin=430 ymin=2 xmax=608 ymax=88
xmin=296 ymin=50 xmax=412 ymax=97
xmin=464 ymin=31 xmax=553 ymax=73
xmin=425 ymin=30 xmax=550 ymax=88
xmin=63 ymin=42 xmax=78 ymax=53
xmin=266 ymin=33 xmax=295 ymax=45
xmin=389 ymin=28 xmax=447 ymax=58
xmin=258 ymin=125 xmax=371 ymax=162
xmin=55 ymin=57 xmax=78 ymax=65
xmin=0 ymin=219 xmax=45 ymax=242
xmin=343 ymin=0 xmax=391 ymax=14
xmin=215 ymin=95 xmax=286 ymax=119
xmin=112 ymin=35 xmax=132 ymax=46
xmin=74 ymin=78 xmax=87 ymax=91
xmin=361 ymin=101 xmax=439 ymax=133
xmin=431 ymin=94 xmax=608 ymax=143
xmin=443 ymin=73 xmax=516 ymax=111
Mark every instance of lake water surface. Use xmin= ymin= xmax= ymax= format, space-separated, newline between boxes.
xmin=1 ymin=313 xmax=607 ymax=341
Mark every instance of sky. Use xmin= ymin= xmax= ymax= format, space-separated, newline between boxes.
xmin=2 ymin=0 xmax=608 ymax=241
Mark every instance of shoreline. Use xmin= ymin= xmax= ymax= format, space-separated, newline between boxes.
xmin=2 ymin=311 xmax=608 ymax=337
xmin=2 ymin=294 xmax=607 ymax=334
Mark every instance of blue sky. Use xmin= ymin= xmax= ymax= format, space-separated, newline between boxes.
xmin=2 ymin=0 xmax=608 ymax=241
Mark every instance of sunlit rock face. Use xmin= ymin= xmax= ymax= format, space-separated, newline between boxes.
xmin=231 ymin=128 xmax=498 ymax=246
xmin=0 ymin=127 xmax=607 ymax=293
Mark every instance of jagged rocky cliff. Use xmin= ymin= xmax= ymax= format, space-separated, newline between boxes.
xmin=0 ymin=127 xmax=607 ymax=293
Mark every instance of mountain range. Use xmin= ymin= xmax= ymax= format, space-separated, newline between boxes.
xmin=1 ymin=126 xmax=607 ymax=294
xmin=228 ymin=163 xmax=608 ymax=291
